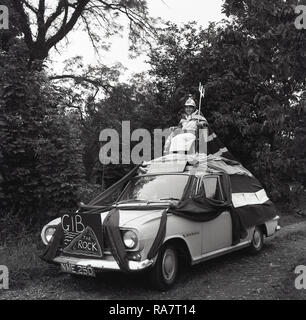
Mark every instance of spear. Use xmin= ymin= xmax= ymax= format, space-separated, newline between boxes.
xmin=198 ymin=82 xmax=205 ymax=118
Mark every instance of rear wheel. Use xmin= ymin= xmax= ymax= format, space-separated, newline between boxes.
xmin=249 ymin=226 xmax=264 ymax=254
xmin=150 ymin=244 xmax=178 ymax=291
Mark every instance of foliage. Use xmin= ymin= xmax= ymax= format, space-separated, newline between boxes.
xmin=1 ymin=0 xmax=306 ymax=231
xmin=0 ymin=0 xmax=156 ymax=225
xmin=51 ymin=58 xmax=165 ymax=187
xmin=0 ymin=41 xmax=85 ymax=223
xmin=148 ymin=0 xmax=306 ymax=200
xmin=77 ymin=76 xmax=162 ymax=186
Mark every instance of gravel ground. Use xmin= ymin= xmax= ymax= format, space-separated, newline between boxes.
xmin=0 ymin=221 xmax=306 ymax=300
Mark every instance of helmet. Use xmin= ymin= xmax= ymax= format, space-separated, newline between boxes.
xmin=185 ymin=95 xmax=196 ymax=108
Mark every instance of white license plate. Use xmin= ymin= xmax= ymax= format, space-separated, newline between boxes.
xmin=60 ymin=262 xmax=96 ymax=277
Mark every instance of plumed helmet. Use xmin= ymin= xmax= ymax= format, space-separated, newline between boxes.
xmin=185 ymin=95 xmax=196 ymax=108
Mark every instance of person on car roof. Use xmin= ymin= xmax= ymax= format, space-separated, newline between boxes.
xmin=178 ymin=95 xmax=208 ymax=132
xmin=164 ymin=95 xmax=208 ymax=154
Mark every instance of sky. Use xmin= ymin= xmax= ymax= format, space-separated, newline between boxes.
xmin=49 ymin=0 xmax=225 ymax=77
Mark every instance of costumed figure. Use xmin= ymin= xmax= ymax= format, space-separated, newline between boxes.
xmin=164 ymin=95 xmax=208 ymax=154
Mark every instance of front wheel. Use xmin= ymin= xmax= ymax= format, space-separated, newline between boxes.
xmin=149 ymin=244 xmax=178 ymax=291
xmin=249 ymin=226 xmax=264 ymax=254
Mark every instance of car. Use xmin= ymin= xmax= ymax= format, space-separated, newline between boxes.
xmin=41 ymin=154 xmax=280 ymax=291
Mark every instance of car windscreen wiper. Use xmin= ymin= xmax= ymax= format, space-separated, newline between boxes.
xmin=159 ymin=197 xmax=180 ymax=201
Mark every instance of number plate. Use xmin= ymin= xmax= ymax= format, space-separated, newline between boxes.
xmin=60 ymin=262 xmax=96 ymax=277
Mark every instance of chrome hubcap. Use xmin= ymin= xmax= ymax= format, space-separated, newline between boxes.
xmin=253 ymin=229 xmax=261 ymax=248
xmin=162 ymin=248 xmax=176 ymax=281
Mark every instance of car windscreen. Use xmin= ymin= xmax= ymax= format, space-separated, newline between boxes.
xmin=118 ymin=175 xmax=190 ymax=202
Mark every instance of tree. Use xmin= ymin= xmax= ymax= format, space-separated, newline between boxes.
xmin=77 ymin=74 xmax=163 ymax=187
xmin=0 ymin=0 xmax=158 ymax=226
xmin=220 ymin=0 xmax=306 ymax=198
xmin=0 ymin=40 xmax=86 ymax=222
xmin=9 ymin=0 xmax=155 ymax=64
xmin=0 ymin=12 xmax=86 ymax=223
xmin=148 ymin=0 xmax=306 ymax=200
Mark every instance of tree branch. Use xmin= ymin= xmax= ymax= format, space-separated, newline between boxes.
xmin=49 ymin=74 xmax=113 ymax=92
xmin=46 ymin=0 xmax=90 ymax=51
xmin=61 ymin=0 xmax=69 ymax=30
xmin=36 ymin=0 xmax=46 ymax=44
xmin=12 ymin=1 xmax=34 ymax=48
xmin=22 ymin=0 xmax=38 ymax=14
xmin=45 ymin=0 xmax=66 ymax=31
xmin=14 ymin=0 xmax=154 ymax=62
xmin=80 ymin=13 xmax=100 ymax=56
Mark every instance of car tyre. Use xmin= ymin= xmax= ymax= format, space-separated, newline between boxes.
xmin=249 ymin=226 xmax=264 ymax=254
xmin=150 ymin=244 xmax=178 ymax=291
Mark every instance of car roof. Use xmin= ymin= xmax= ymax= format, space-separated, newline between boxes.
xmin=140 ymin=153 xmax=253 ymax=178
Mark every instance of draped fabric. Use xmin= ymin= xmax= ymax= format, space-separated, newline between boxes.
xmin=164 ymin=124 xmax=277 ymax=232
xmin=168 ymin=194 xmax=247 ymax=245
xmin=87 ymin=164 xmax=141 ymax=207
xmin=229 ymin=174 xmax=277 ymax=228
xmin=147 ymin=210 xmax=168 ymax=260
xmin=169 ymin=196 xmax=230 ymax=221
xmin=205 ymin=126 xmax=236 ymax=160
xmin=103 ymin=208 xmax=130 ymax=273
xmin=102 ymin=207 xmax=168 ymax=269
xmin=40 ymin=224 xmax=64 ymax=263
xmin=234 ymin=200 xmax=276 ymax=229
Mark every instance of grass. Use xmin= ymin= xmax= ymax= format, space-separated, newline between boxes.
xmin=0 ymin=231 xmax=56 ymax=289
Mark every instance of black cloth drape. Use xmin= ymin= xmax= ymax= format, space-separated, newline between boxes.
xmin=147 ymin=210 xmax=168 ymax=260
xmin=235 ymin=201 xmax=277 ymax=229
xmin=103 ymin=208 xmax=130 ymax=272
xmin=168 ymin=196 xmax=247 ymax=245
xmin=40 ymin=224 xmax=64 ymax=263
xmin=103 ymin=208 xmax=168 ymax=271
xmin=87 ymin=165 xmax=141 ymax=207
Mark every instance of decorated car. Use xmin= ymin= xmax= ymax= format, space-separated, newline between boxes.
xmin=40 ymin=153 xmax=280 ymax=291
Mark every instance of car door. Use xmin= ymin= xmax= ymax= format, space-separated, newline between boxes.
xmin=197 ymin=175 xmax=233 ymax=254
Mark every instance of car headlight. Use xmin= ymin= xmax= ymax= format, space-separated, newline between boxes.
xmin=123 ymin=230 xmax=138 ymax=249
xmin=43 ymin=226 xmax=56 ymax=245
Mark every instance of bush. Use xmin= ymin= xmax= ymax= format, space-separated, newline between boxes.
xmin=0 ymin=43 xmax=86 ymax=225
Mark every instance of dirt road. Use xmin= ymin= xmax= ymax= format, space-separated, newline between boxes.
xmin=1 ymin=222 xmax=306 ymax=300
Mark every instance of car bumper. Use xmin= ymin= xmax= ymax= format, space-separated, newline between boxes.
xmin=53 ymin=255 xmax=154 ymax=272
